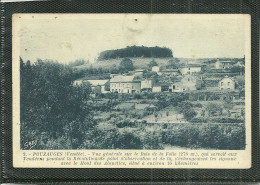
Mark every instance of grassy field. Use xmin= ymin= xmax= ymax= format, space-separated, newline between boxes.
xmin=74 ymin=57 xmax=210 ymax=70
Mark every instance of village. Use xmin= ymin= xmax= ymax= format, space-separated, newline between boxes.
xmin=73 ymin=57 xmax=245 ymax=125
xmin=73 ymin=58 xmax=245 ymax=100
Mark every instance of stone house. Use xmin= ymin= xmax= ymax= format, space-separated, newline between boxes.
xmin=110 ymin=75 xmax=141 ymax=93
xmin=180 ymin=64 xmax=202 ymax=75
xmin=218 ymin=76 xmax=235 ymax=90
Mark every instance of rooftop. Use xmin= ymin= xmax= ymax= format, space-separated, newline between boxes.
xmin=110 ymin=75 xmax=135 ymax=83
xmin=86 ymin=80 xmax=109 ymax=86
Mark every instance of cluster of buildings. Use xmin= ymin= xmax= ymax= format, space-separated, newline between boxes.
xmin=73 ymin=59 xmax=242 ymax=95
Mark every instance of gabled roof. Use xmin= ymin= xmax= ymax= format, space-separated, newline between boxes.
xmin=110 ymin=75 xmax=135 ymax=83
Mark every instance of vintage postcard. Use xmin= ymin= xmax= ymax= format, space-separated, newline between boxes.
xmin=13 ymin=14 xmax=251 ymax=168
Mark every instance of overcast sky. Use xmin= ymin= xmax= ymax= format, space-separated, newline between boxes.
xmin=16 ymin=14 xmax=250 ymax=64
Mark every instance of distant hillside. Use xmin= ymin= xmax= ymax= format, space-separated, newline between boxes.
xmin=97 ymin=46 xmax=173 ymax=61
xmin=74 ymin=57 xmax=210 ymax=71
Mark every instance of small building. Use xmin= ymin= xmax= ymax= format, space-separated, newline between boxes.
xmin=141 ymin=79 xmax=153 ymax=89
xmin=73 ymin=80 xmax=83 ymax=86
xmin=110 ymin=75 xmax=141 ymax=94
xmin=218 ymin=76 xmax=235 ymax=90
xmin=215 ymin=60 xmax=234 ymax=69
xmin=169 ymin=82 xmax=183 ymax=92
xmin=86 ymin=80 xmax=110 ymax=94
xmin=152 ymin=86 xmax=162 ymax=92
xmin=152 ymin=66 xmax=160 ymax=73
xmin=180 ymin=75 xmax=197 ymax=91
xmin=180 ymin=64 xmax=202 ymax=75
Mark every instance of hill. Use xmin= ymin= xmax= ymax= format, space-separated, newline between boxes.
xmin=97 ymin=46 xmax=173 ymax=60
xmin=74 ymin=57 xmax=209 ymax=71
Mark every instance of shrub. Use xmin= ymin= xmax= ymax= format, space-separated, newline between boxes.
xmin=161 ymin=124 xmax=245 ymax=150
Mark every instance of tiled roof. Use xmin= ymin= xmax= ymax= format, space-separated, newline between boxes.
xmin=110 ymin=75 xmax=135 ymax=83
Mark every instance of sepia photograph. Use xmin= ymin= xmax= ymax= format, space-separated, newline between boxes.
xmin=12 ymin=14 xmax=251 ymax=168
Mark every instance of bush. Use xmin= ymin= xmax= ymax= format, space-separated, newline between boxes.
xmin=161 ymin=124 xmax=245 ymax=150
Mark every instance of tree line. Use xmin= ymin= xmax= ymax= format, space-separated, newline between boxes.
xmin=98 ymin=45 xmax=173 ymax=60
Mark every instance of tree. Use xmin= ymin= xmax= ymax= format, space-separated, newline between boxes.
xmin=206 ymin=102 xmax=223 ymax=116
xmin=166 ymin=59 xmax=179 ymax=69
xmin=20 ymin=58 xmax=94 ymax=149
xmin=119 ymin=58 xmax=134 ymax=73
xmin=183 ymin=108 xmax=197 ymax=121
xmin=148 ymin=59 xmax=158 ymax=69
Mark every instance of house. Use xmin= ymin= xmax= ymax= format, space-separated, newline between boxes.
xmin=87 ymin=80 xmax=110 ymax=94
xmin=73 ymin=79 xmax=110 ymax=94
xmin=152 ymin=86 xmax=161 ymax=92
xmin=110 ymin=75 xmax=141 ymax=93
xmin=215 ymin=60 xmax=234 ymax=69
xmin=73 ymin=80 xmax=83 ymax=86
xmin=152 ymin=66 xmax=160 ymax=73
xmin=218 ymin=76 xmax=235 ymax=90
xmin=159 ymin=69 xmax=180 ymax=76
xmin=180 ymin=64 xmax=202 ymax=75
xmin=169 ymin=82 xmax=183 ymax=92
xmin=180 ymin=75 xmax=198 ymax=91
xmin=141 ymin=79 xmax=153 ymax=90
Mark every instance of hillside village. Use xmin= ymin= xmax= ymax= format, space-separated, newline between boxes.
xmin=73 ymin=58 xmax=245 ymax=99
xmin=73 ymin=56 xmax=245 ymax=129
xmin=20 ymin=55 xmax=246 ymax=150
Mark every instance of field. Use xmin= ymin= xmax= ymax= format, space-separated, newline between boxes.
xmin=74 ymin=57 xmax=210 ymax=70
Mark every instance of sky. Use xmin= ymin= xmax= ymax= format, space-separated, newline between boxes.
xmin=16 ymin=14 xmax=250 ymax=64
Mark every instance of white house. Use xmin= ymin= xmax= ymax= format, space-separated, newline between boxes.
xmin=73 ymin=80 xmax=83 ymax=86
xmin=169 ymin=82 xmax=183 ymax=92
xmin=141 ymin=79 xmax=153 ymax=89
xmin=152 ymin=66 xmax=160 ymax=73
xmin=215 ymin=60 xmax=233 ymax=69
xmin=180 ymin=65 xmax=202 ymax=75
xmin=152 ymin=86 xmax=161 ymax=92
xmin=218 ymin=76 xmax=235 ymax=90
xmin=169 ymin=75 xmax=198 ymax=92
xmin=110 ymin=75 xmax=141 ymax=94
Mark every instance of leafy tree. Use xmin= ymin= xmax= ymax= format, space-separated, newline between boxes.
xmin=166 ymin=58 xmax=180 ymax=69
xmin=119 ymin=58 xmax=134 ymax=73
xmin=206 ymin=102 xmax=223 ymax=116
xmin=148 ymin=59 xmax=158 ymax=69
xmin=20 ymin=58 xmax=94 ymax=149
xmin=98 ymin=46 xmax=173 ymax=60
xmin=183 ymin=108 xmax=197 ymax=121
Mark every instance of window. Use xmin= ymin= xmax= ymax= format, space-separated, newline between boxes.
xmin=173 ymin=85 xmax=175 ymax=89
xmin=119 ymin=89 xmax=121 ymax=92
xmin=228 ymin=82 xmax=230 ymax=86
xmin=221 ymin=82 xmax=223 ymax=86
xmin=188 ymin=78 xmax=190 ymax=81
